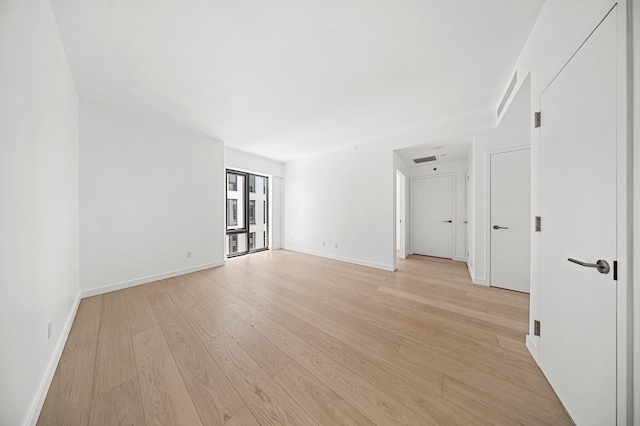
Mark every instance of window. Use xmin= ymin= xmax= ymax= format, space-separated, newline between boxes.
xmin=249 ymin=232 xmax=255 ymax=250
xmin=228 ymin=174 xmax=237 ymax=191
xmin=263 ymin=231 xmax=266 ymax=247
xmin=249 ymin=200 xmax=256 ymax=225
xmin=249 ymin=175 xmax=255 ymax=193
xmin=263 ymin=201 xmax=266 ymax=224
xmin=229 ymin=234 xmax=238 ymax=253
xmin=263 ymin=178 xmax=267 ymax=194
xmin=227 ymin=199 xmax=237 ymax=226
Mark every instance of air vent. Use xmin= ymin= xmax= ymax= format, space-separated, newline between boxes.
xmin=497 ymin=71 xmax=517 ymax=118
xmin=414 ymin=156 xmax=437 ymax=164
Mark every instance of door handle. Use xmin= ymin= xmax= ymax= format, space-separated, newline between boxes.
xmin=444 ymin=220 xmax=452 ymax=223
xmin=492 ymin=225 xmax=508 ymax=230
xmin=567 ymin=258 xmax=610 ymax=274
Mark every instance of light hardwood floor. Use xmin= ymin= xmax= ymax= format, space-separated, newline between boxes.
xmin=38 ymin=250 xmax=571 ymax=425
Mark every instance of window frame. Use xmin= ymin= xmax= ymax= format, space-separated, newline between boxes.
xmin=226 ymin=169 xmax=270 ymax=258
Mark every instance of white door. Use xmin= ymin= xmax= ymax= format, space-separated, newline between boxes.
xmin=490 ymin=149 xmax=531 ymax=293
xmin=412 ymin=175 xmax=454 ymax=258
xmin=539 ymin=7 xmax=617 ymax=426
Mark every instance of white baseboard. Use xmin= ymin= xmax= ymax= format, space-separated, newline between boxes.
xmin=454 ymin=256 xmax=467 ymax=262
xmin=284 ymin=246 xmax=395 ymax=272
xmin=466 ymin=263 xmax=487 ymax=286
xmin=26 ymin=292 xmax=81 ymax=426
xmin=80 ymin=261 xmax=225 ymax=298
xmin=526 ymin=334 xmax=540 ymax=364
xmin=472 ymin=276 xmax=487 ymax=285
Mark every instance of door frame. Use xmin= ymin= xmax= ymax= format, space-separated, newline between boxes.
xmin=531 ymin=2 xmax=631 ymax=423
xmin=396 ymin=170 xmax=407 ymax=260
xmin=485 ymin=146 xmax=531 ymax=289
xmin=465 ymin=169 xmax=470 ymax=265
xmin=410 ymin=172 xmax=457 ymax=259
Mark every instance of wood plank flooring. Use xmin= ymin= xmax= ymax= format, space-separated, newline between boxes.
xmin=38 ymin=250 xmax=571 ymax=425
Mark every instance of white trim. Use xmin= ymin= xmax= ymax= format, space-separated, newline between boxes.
xmin=484 ymin=145 xmax=531 ymax=289
xmin=410 ymin=172 xmax=457 ymax=260
xmin=471 ymin=276 xmax=487 ymax=286
xmin=614 ymin=2 xmax=631 ymax=422
xmin=80 ymin=261 xmax=225 ymax=298
xmin=396 ymin=169 xmax=407 ymax=261
xmin=454 ymin=256 xmax=467 ymax=262
xmin=467 ymin=263 xmax=487 ymax=285
xmin=526 ymin=334 xmax=540 ymax=364
xmin=284 ymin=246 xmax=395 ymax=272
xmin=26 ymin=292 xmax=81 ymax=426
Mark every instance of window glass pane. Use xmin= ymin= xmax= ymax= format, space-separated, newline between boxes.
xmin=226 ymin=173 xmax=245 ymax=230
xmin=226 ymin=233 xmax=247 ymax=256
xmin=228 ymin=174 xmax=237 ymax=191
xmin=226 ymin=199 xmax=237 ymax=226
xmin=249 ymin=175 xmax=255 ymax=192
xmin=249 ymin=200 xmax=255 ymax=225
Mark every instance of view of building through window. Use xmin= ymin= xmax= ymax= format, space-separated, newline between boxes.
xmin=226 ymin=170 xmax=268 ymax=257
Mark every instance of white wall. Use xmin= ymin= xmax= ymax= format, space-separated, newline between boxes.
xmin=79 ymin=101 xmax=225 ymax=296
xmin=225 ymin=147 xmax=284 ymax=178
xmin=282 ymin=106 xmax=492 ymax=272
xmin=285 ymin=141 xmax=395 ymax=270
xmin=224 ymin=147 xmax=284 ymax=249
xmin=0 ymin=1 xmax=80 ymax=424
xmin=468 ymin=75 xmax=531 ymax=285
xmin=410 ymin=161 xmax=469 ymax=262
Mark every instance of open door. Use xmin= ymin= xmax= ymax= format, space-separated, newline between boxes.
xmin=538 ymin=7 xmax=618 ymax=425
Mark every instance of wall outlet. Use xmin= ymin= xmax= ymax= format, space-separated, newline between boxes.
xmin=47 ymin=321 xmax=52 ymax=340
xmin=334 ymin=243 xmax=338 ymax=248
xmin=186 ymin=252 xmax=192 ymax=258
xmin=322 ymin=242 xmax=325 ymax=246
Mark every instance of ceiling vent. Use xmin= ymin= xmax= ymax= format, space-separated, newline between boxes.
xmin=497 ymin=71 xmax=517 ymax=118
xmin=413 ymin=155 xmax=437 ymax=164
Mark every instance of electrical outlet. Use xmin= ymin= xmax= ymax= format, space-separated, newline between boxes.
xmin=186 ymin=252 xmax=192 ymax=258
xmin=322 ymin=242 xmax=325 ymax=246
xmin=334 ymin=243 xmax=338 ymax=248
xmin=47 ymin=321 xmax=52 ymax=340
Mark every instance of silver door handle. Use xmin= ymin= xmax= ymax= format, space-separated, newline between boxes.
xmin=493 ymin=225 xmax=508 ymax=230
xmin=567 ymin=258 xmax=610 ymax=274
xmin=444 ymin=220 xmax=452 ymax=223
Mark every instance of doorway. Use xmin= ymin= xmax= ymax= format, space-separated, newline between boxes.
xmin=396 ymin=170 xmax=406 ymax=260
xmin=226 ymin=169 xmax=269 ymax=257
xmin=489 ymin=148 xmax=531 ymax=293
xmin=411 ymin=174 xmax=455 ymax=259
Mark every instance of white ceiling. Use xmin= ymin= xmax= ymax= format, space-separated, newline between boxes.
xmin=396 ymin=138 xmax=473 ymax=166
xmin=50 ymin=0 xmax=544 ymax=163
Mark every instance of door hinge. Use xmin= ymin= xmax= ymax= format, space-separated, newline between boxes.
xmin=534 ymin=112 xmax=541 ymax=128
xmin=534 ymin=320 xmax=541 ymax=336
xmin=613 ymin=261 xmax=617 ymax=281
xmin=535 ymin=216 xmax=541 ymax=232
